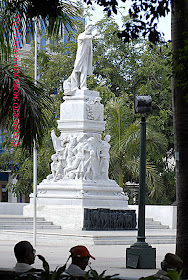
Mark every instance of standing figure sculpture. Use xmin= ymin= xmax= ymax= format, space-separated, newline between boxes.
xmin=99 ymin=135 xmax=111 ymax=180
xmin=63 ymin=24 xmax=95 ymax=94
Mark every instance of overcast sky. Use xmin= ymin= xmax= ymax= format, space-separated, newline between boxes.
xmin=85 ymin=2 xmax=171 ymax=41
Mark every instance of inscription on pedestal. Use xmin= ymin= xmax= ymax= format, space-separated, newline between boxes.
xmin=83 ymin=208 xmax=136 ymax=230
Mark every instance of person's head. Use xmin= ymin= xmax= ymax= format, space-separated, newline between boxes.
xmin=69 ymin=245 xmax=95 ymax=270
xmin=51 ymin=154 xmax=58 ymax=161
xmin=104 ymin=135 xmax=111 ymax=142
xmin=14 ymin=241 xmax=36 ymax=265
xmin=85 ymin=24 xmax=94 ymax=34
xmin=161 ymin=253 xmax=183 ymax=272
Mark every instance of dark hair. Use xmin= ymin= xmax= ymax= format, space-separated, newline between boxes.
xmin=161 ymin=253 xmax=183 ymax=271
xmin=14 ymin=241 xmax=33 ymax=262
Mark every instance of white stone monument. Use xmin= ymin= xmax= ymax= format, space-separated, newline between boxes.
xmin=24 ymin=25 xmax=132 ymax=230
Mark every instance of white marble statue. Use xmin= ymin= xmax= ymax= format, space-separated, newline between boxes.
xmin=64 ymin=134 xmax=86 ymax=179
xmin=66 ymin=136 xmax=77 ymax=168
xmin=83 ymin=136 xmax=99 ymax=180
xmin=51 ymin=130 xmax=62 ymax=152
xmin=47 ymin=130 xmax=112 ymax=182
xmin=99 ymin=135 xmax=111 ymax=180
xmin=54 ymin=154 xmax=65 ymax=180
xmin=86 ymin=97 xmax=103 ymax=121
xmin=83 ymin=150 xmax=96 ymax=180
xmin=63 ymin=24 xmax=95 ymax=94
xmin=51 ymin=154 xmax=58 ymax=179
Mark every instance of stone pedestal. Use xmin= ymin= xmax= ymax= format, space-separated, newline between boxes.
xmin=126 ymin=243 xmax=156 ymax=268
xmin=58 ymin=89 xmax=105 ymax=133
xmin=24 ymin=89 xmax=135 ymax=230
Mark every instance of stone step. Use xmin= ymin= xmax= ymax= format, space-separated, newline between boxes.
xmin=0 ymin=215 xmax=169 ymax=234
xmin=146 ymin=221 xmax=161 ymax=225
xmin=94 ymin=236 xmax=176 ymax=245
xmin=0 ymin=215 xmax=61 ymax=231
xmin=145 ymin=225 xmax=169 ymax=229
xmin=0 ymin=224 xmax=61 ymax=230
xmin=0 ymin=221 xmax=53 ymax=225
xmin=143 ymin=218 xmax=169 ymax=229
xmin=0 ymin=216 xmax=45 ymax=221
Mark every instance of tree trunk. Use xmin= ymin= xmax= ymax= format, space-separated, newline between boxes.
xmin=171 ymin=1 xmax=188 ymax=278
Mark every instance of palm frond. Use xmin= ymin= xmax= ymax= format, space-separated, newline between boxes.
xmin=146 ymin=163 xmax=163 ymax=199
xmin=120 ymin=120 xmax=140 ymax=154
xmin=105 ymin=97 xmax=133 ymax=146
xmin=146 ymin=126 xmax=168 ymax=156
xmin=0 ymin=0 xmax=82 ymax=60
xmin=120 ymin=119 xmax=167 ymax=158
xmin=105 ymin=96 xmax=168 ymax=196
xmin=0 ymin=62 xmax=53 ymax=151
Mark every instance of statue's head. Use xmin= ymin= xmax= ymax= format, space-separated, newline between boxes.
xmin=51 ymin=154 xmax=58 ymax=161
xmin=104 ymin=135 xmax=111 ymax=142
xmin=85 ymin=24 xmax=94 ymax=34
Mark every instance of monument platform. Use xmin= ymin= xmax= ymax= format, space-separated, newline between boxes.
xmin=24 ymin=88 xmax=136 ymax=230
xmin=24 ymin=178 xmax=131 ymax=230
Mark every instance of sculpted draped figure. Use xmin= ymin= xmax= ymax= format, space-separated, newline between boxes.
xmin=63 ymin=24 xmax=95 ymax=94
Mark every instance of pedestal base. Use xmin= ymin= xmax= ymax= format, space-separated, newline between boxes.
xmin=25 ymin=88 xmax=136 ymax=231
xmin=30 ymin=179 xmax=128 ymax=208
xmin=24 ymin=179 xmax=134 ymax=230
xmin=126 ymin=242 xmax=156 ymax=268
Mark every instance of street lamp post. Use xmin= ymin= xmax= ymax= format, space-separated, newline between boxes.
xmin=126 ymin=96 xmax=156 ymax=269
xmin=137 ymin=116 xmax=147 ymax=244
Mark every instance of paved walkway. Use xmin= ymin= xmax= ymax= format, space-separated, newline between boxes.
xmin=0 ymin=229 xmax=176 ymax=279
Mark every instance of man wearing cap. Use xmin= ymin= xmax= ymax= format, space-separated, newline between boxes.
xmin=65 ymin=245 xmax=95 ymax=277
xmin=152 ymin=253 xmax=183 ymax=279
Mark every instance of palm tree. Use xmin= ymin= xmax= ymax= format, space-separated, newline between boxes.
xmin=0 ymin=0 xmax=81 ymax=150
xmin=0 ymin=63 xmax=53 ymax=151
xmin=171 ymin=1 xmax=188 ymax=278
xmin=0 ymin=0 xmax=81 ymax=60
xmin=105 ymin=97 xmax=167 ymax=200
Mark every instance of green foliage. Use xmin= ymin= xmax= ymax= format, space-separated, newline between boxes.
xmin=0 ymin=129 xmax=54 ymax=196
xmin=139 ymin=269 xmax=183 ymax=280
xmin=92 ymin=16 xmax=144 ymax=97
xmin=2 ymin=14 xmax=174 ymax=203
xmin=84 ymin=0 xmax=171 ymax=44
xmin=105 ymin=96 xmax=168 ymax=203
xmin=15 ymin=254 xmax=67 ymax=280
xmin=21 ymin=20 xmax=85 ymax=96
xmin=15 ymin=255 xmax=121 ymax=280
xmin=0 ymin=63 xmax=54 ymax=151
xmin=85 ymin=268 xmax=119 ymax=280
xmin=167 ymin=269 xmax=183 ymax=280
xmin=0 ymin=0 xmax=81 ymax=60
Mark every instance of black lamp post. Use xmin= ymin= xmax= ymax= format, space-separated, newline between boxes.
xmin=126 ymin=95 xmax=156 ymax=269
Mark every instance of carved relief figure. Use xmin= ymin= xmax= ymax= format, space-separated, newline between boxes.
xmin=99 ymin=135 xmax=111 ymax=180
xmin=86 ymin=97 xmax=103 ymax=121
xmin=83 ymin=150 xmax=95 ymax=180
xmin=83 ymin=136 xmax=99 ymax=180
xmin=64 ymin=134 xmax=87 ymax=179
xmin=50 ymin=154 xmax=58 ymax=179
xmin=51 ymin=130 xmax=62 ymax=152
xmin=66 ymin=136 xmax=77 ymax=168
xmin=48 ymin=129 xmax=111 ymax=182
xmin=54 ymin=154 xmax=65 ymax=180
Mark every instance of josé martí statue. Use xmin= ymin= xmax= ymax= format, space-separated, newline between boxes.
xmin=25 ymin=22 xmax=131 ymax=232
xmin=63 ymin=24 xmax=96 ymax=94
